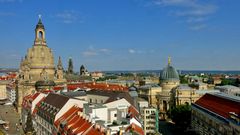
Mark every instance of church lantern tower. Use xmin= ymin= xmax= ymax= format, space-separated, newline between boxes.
xmin=34 ymin=15 xmax=46 ymax=46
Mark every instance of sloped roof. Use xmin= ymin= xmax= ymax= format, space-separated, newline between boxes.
xmin=128 ymin=105 xmax=139 ymax=118
xmin=125 ymin=123 xmax=144 ymax=135
xmin=44 ymin=93 xmax=69 ymax=109
xmin=195 ymin=93 xmax=240 ymax=119
xmin=54 ymin=105 xmax=81 ymax=127
xmin=67 ymin=82 xmax=128 ymax=92
xmin=87 ymin=90 xmax=134 ymax=106
xmin=85 ymin=125 xmax=105 ymax=135
xmin=54 ymin=105 xmax=105 ymax=135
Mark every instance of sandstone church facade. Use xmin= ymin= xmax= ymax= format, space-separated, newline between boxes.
xmin=16 ymin=17 xmax=66 ymax=113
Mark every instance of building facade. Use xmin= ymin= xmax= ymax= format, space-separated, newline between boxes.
xmin=138 ymin=84 xmax=162 ymax=108
xmin=16 ymin=17 xmax=65 ymax=113
xmin=158 ymin=57 xmax=180 ymax=117
xmin=191 ymin=93 xmax=240 ymax=135
xmin=141 ymin=107 xmax=158 ymax=135
xmin=0 ymin=80 xmax=10 ymax=100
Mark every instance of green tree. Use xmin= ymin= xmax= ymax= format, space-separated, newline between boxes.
xmin=169 ymin=104 xmax=191 ymax=132
xmin=180 ymin=75 xmax=188 ymax=84
xmin=67 ymin=58 xmax=74 ymax=74
xmin=25 ymin=111 xmax=35 ymax=134
xmin=220 ymin=78 xmax=236 ymax=86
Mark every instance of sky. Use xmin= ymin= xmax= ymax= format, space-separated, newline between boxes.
xmin=0 ymin=0 xmax=240 ymax=71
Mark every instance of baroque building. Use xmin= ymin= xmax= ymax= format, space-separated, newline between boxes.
xmin=17 ymin=16 xmax=66 ymax=113
xmin=157 ymin=57 xmax=180 ymax=118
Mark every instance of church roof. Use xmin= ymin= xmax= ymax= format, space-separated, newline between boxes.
xmin=160 ymin=58 xmax=179 ymax=81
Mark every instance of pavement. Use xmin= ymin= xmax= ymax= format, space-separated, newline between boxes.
xmin=0 ymin=105 xmax=24 ymax=135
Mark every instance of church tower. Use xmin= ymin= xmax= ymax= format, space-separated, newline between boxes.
xmin=17 ymin=16 xmax=66 ymax=113
xmin=34 ymin=15 xmax=47 ymax=46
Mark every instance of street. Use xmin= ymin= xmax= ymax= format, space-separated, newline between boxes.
xmin=0 ymin=105 xmax=24 ymax=135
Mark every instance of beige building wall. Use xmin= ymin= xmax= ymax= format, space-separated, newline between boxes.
xmin=138 ymin=85 xmax=162 ymax=108
xmin=142 ymin=108 xmax=157 ymax=135
xmin=0 ymin=81 xmax=8 ymax=100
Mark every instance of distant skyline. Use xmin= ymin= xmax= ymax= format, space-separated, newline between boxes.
xmin=0 ymin=0 xmax=240 ymax=71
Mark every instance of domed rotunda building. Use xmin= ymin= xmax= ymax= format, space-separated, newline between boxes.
xmin=157 ymin=57 xmax=180 ymax=118
xmin=160 ymin=57 xmax=180 ymax=91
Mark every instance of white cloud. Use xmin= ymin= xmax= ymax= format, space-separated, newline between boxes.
xmin=154 ymin=0 xmax=196 ymax=7
xmin=186 ymin=17 xmax=206 ymax=23
xmin=174 ymin=5 xmax=217 ymax=17
xmin=82 ymin=46 xmax=111 ymax=57
xmin=56 ymin=10 xmax=82 ymax=24
xmin=128 ymin=49 xmax=154 ymax=54
xmin=189 ymin=24 xmax=206 ymax=31
xmin=128 ymin=49 xmax=136 ymax=54
xmin=99 ymin=48 xmax=110 ymax=53
xmin=152 ymin=0 xmax=218 ymax=30
xmin=82 ymin=51 xmax=98 ymax=57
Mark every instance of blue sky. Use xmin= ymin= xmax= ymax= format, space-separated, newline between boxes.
xmin=0 ymin=0 xmax=239 ymax=71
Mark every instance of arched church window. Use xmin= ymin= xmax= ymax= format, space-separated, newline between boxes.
xmin=38 ymin=31 xmax=43 ymax=40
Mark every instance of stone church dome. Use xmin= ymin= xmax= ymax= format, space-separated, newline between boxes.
xmin=19 ymin=16 xmax=62 ymax=82
xmin=26 ymin=45 xmax=55 ymax=69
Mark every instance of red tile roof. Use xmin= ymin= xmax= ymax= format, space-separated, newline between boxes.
xmin=54 ymin=105 xmax=81 ymax=127
xmin=84 ymin=125 xmax=105 ymax=135
xmin=67 ymin=82 xmax=128 ymax=92
xmin=125 ymin=123 xmax=144 ymax=135
xmin=22 ymin=93 xmax=40 ymax=109
xmin=53 ymin=86 xmax=65 ymax=91
xmin=128 ymin=105 xmax=139 ymax=118
xmin=195 ymin=93 xmax=240 ymax=119
xmin=54 ymin=105 xmax=106 ymax=135
xmin=0 ymin=73 xmax=17 ymax=80
xmin=32 ymin=97 xmax=45 ymax=116
xmin=72 ymin=121 xmax=92 ymax=134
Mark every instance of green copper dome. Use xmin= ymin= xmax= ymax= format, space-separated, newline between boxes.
xmin=160 ymin=57 xmax=179 ymax=81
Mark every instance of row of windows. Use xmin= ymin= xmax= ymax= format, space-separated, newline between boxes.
xmin=145 ymin=110 xmax=156 ymax=114
xmin=146 ymin=116 xmax=155 ymax=119
xmin=89 ymin=98 xmax=104 ymax=104
xmin=146 ymin=127 xmax=156 ymax=130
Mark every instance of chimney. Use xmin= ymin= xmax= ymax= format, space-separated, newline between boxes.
xmin=106 ymin=128 xmax=111 ymax=135
xmin=119 ymin=127 xmax=124 ymax=135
